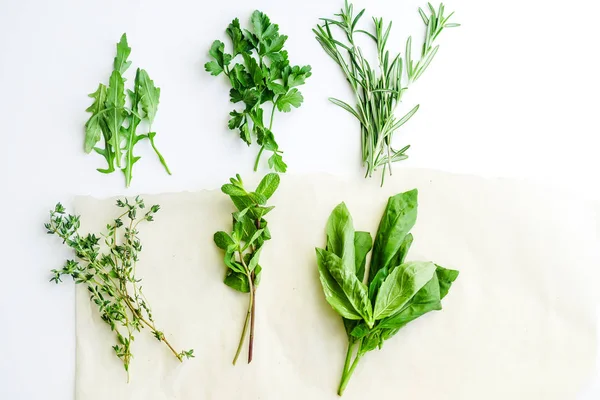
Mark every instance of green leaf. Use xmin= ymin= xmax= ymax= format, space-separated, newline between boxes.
xmin=359 ymin=331 xmax=381 ymax=354
xmin=251 ymin=10 xmax=278 ymax=42
xmin=255 ymin=173 xmax=280 ymax=199
xmin=226 ymin=18 xmax=252 ymax=55
xmin=224 ymin=270 xmax=250 ymax=292
xmin=114 ymin=33 xmax=131 ymax=75
xmin=204 ymin=61 xmax=223 ymax=76
xmin=137 ymin=69 xmax=160 ymax=125
xmin=242 ymin=53 xmax=263 ymax=86
xmin=214 ymin=231 xmax=235 ymax=250
xmin=369 ymin=189 xmax=418 ymax=282
xmin=228 ymin=110 xmax=244 ymax=129
xmin=373 ymin=261 xmax=436 ymax=320
xmin=248 ymin=247 xmax=262 ymax=271
xmin=435 ymin=264 xmax=460 ymax=299
xmin=377 ymin=271 xmax=441 ymax=331
xmin=268 ymin=153 xmax=287 ymax=172
xmin=276 ymin=88 xmax=303 ymax=112
xmin=325 ymin=203 xmax=356 ymax=274
xmin=315 ymin=248 xmax=362 ymax=320
xmin=221 ymin=184 xmax=247 ymax=197
xmin=84 ymin=83 xmax=107 ymax=153
xmin=105 ymin=70 xmax=126 ymax=164
xmin=389 ymin=232 xmax=413 ymax=272
xmin=208 ymin=40 xmax=232 ymax=68
xmin=354 ymin=231 xmax=372 ymax=281
xmin=319 ymin=249 xmax=373 ymax=325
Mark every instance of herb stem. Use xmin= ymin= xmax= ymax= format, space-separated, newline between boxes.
xmin=248 ymin=271 xmax=256 ymax=364
xmin=337 ymin=343 xmax=363 ymax=396
xmin=253 ymin=146 xmax=265 ymax=172
xmin=232 ymin=300 xmax=251 ymax=365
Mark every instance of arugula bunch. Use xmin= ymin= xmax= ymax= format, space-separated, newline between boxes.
xmin=315 ymin=189 xmax=459 ymax=395
xmin=205 ymin=11 xmax=312 ymax=172
xmin=84 ymin=33 xmax=171 ymax=187
xmin=314 ymin=2 xmax=459 ymax=185
xmin=213 ymin=173 xmax=280 ymax=364
xmin=46 ymin=198 xmax=193 ymax=381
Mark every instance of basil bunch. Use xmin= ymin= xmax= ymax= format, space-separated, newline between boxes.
xmin=316 ymin=189 xmax=459 ymax=395
xmin=214 ymin=173 xmax=280 ymax=364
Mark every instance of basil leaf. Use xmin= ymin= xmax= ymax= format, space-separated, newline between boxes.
xmin=435 ymin=264 xmax=460 ymax=299
xmin=319 ymin=249 xmax=373 ymax=325
xmin=377 ymin=271 xmax=442 ymax=331
xmin=354 ymin=231 xmax=372 ymax=281
xmin=369 ymin=189 xmax=418 ymax=283
xmin=316 ymin=248 xmax=362 ymax=320
xmin=326 ymin=202 xmax=356 ymax=274
xmin=373 ymin=261 xmax=436 ymax=320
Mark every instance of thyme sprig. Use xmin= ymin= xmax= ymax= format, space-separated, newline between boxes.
xmin=314 ymin=2 xmax=459 ymax=185
xmin=46 ymin=198 xmax=193 ymax=381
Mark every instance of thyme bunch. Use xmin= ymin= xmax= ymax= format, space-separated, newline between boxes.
xmin=46 ymin=198 xmax=193 ymax=381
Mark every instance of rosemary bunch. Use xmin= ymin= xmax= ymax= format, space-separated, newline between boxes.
xmin=314 ymin=2 xmax=459 ymax=185
xmin=46 ymin=198 xmax=193 ymax=381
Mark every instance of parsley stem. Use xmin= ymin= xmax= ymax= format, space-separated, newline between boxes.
xmin=253 ymin=146 xmax=265 ymax=172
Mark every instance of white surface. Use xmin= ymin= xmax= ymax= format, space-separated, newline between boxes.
xmin=0 ymin=0 xmax=599 ymax=399
xmin=74 ymin=171 xmax=598 ymax=399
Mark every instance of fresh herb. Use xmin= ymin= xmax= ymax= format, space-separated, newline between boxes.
xmin=315 ymin=189 xmax=459 ymax=395
xmin=205 ymin=11 xmax=312 ymax=172
xmin=84 ymin=33 xmax=171 ymax=187
xmin=213 ymin=173 xmax=280 ymax=364
xmin=46 ymin=198 xmax=193 ymax=381
xmin=314 ymin=2 xmax=459 ymax=185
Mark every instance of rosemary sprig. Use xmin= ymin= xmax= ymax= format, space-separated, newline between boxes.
xmin=45 ymin=198 xmax=193 ymax=381
xmin=314 ymin=1 xmax=459 ymax=185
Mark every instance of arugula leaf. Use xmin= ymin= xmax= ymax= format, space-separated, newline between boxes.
xmin=206 ymin=10 xmax=312 ymax=172
xmin=373 ymin=261 xmax=436 ymax=320
xmin=84 ymin=84 xmax=107 ymax=154
xmin=84 ymin=34 xmax=170 ymax=186
xmin=213 ymin=173 xmax=279 ymax=365
xmin=137 ymin=69 xmax=160 ymax=125
xmin=113 ymin=33 xmax=132 ymax=75
xmin=315 ymin=187 xmax=459 ymax=395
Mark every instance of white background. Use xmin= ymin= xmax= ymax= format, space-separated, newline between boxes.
xmin=0 ymin=0 xmax=598 ymax=398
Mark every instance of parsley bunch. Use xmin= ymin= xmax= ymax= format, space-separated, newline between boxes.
xmin=315 ymin=2 xmax=459 ymax=185
xmin=205 ymin=11 xmax=312 ymax=172
xmin=46 ymin=198 xmax=193 ymax=381
xmin=84 ymin=34 xmax=171 ymax=187
xmin=316 ymin=189 xmax=458 ymax=395
xmin=214 ymin=173 xmax=280 ymax=364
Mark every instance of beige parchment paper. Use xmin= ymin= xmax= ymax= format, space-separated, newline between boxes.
xmin=74 ymin=170 xmax=599 ymax=400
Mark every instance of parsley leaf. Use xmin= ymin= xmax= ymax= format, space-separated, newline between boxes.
xmin=206 ymin=10 xmax=312 ymax=172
